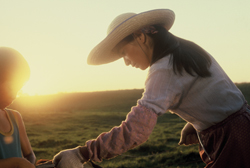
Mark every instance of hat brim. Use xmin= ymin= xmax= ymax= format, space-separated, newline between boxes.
xmin=87 ymin=9 xmax=175 ymax=65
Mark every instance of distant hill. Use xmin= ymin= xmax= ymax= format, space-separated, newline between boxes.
xmin=9 ymin=82 xmax=250 ymax=113
xmin=236 ymin=82 xmax=250 ymax=101
xmin=9 ymin=89 xmax=144 ymax=113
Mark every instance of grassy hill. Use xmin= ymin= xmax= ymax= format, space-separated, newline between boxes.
xmin=8 ymin=83 xmax=250 ymax=168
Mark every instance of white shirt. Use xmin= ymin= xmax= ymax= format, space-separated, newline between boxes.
xmin=138 ymin=53 xmax=245 ymax=131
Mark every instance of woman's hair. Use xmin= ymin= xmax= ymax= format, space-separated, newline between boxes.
xmin=114 ymin=25 xmax=212 ymax=78
xmin=147 ymin=25 xmax=211 ymax=77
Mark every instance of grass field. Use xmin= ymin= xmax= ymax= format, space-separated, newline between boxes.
xmin=9 ymin=83 xmax=250 ymax=168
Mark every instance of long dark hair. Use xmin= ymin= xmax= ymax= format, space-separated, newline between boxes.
xmin=148 ymin=25 xmax=211 ymax=77
xmin=114 ymin=25 xmax=212 ymax=78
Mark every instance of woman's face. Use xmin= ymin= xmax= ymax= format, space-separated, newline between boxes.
xmin=117 ymin=33 xmax=153 ymax=70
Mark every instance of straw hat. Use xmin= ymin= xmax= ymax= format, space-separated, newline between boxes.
xmin=87 ymin=9 xmax=175 ymax=65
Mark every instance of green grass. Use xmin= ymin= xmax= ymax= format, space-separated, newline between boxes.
xmin=9 ymin=83 xmax=250 ymax=168
xmin=22 ymin=110 xmax=205 ymax=168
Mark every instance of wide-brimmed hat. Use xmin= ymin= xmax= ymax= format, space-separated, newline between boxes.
xmin=87 ymin=9 xmax=175 ymax=65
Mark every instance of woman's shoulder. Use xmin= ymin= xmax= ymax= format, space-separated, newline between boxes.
xmin=150 ymin=55 xmax=173 ymax=70
xmin=149 ymin=55 xmax=173 ymax=76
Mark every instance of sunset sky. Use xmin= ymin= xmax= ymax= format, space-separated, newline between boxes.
xmin=1 ymin=0 xmax=249 ymax=95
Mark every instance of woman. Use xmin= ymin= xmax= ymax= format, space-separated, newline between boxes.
xmin=53 ymin=9 xmax=250 ymax=168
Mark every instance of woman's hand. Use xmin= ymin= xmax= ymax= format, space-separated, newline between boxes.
xmin=179 ymin=122 xmax=199 ymax=146
xmin=0 ymin=157 xmax=35 ymax=168
xmin=52 ymin=146 xmax=87 ymax=168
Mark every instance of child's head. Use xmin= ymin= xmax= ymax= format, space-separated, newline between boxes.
xmin=0 ymin=47 xmax=30 ymax=108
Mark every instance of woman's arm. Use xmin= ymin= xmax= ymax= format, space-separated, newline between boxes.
xmin=0 ymin=157 xmax=35 ymax=168
xmin=84 ymin=105 xmax=158 ymax=162
xmin=53 ymin=105 xmax=158 ymax=167
xmin=14 ymin=111 xmax=36 ymax=164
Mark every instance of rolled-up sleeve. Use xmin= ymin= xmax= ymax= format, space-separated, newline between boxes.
xmin=86 ymin=105 xmax=158 ymax=162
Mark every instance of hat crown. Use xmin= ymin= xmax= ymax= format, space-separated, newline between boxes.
xmin=107 ymin=13 xmax=136 ymax=35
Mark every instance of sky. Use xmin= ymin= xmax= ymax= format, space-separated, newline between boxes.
xmin=1 ymin=0 xmax=249 ymax=95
